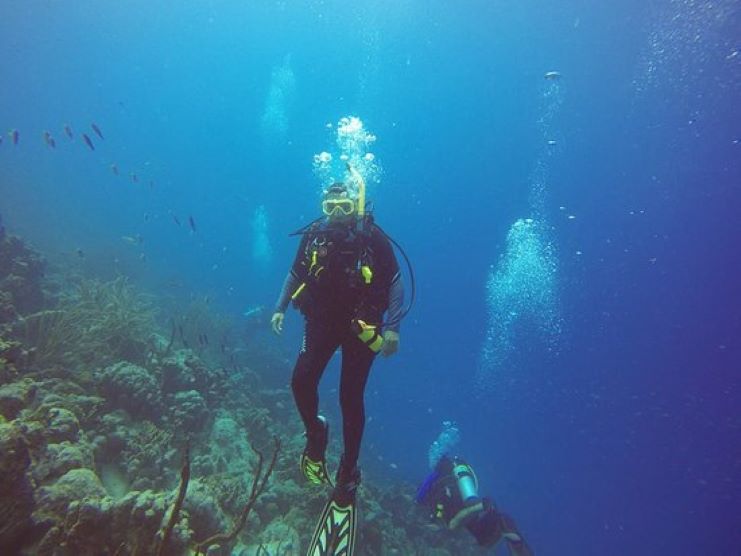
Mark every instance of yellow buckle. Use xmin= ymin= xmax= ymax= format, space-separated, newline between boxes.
xmin=291 ymin=282 xmax=306 ymax=300
xmin=361 ymin=265 xmax=373 ymax=284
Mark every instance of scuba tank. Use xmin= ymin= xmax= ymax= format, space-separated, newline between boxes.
xmin=452 ymin=460 xmax=479 ymax=502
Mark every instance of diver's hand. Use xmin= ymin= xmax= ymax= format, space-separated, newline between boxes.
xmin=381 ymin=330 xmax=399 ymax=357
xmin=271 ymin=312 xmax=285 ymax=335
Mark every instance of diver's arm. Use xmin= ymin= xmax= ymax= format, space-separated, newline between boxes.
xmin=274 ymin=271 xmax=301 ymax=314
xmin=385 ymin=273 xmax=404 ymax=333
xmin=275 ymin=233 xmax=311 ymax=314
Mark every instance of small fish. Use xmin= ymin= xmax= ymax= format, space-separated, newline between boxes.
xmin=144 ymin=213 xmax=150 ymax=222
xmin=0 ymin=136 xmax=3 ymax=146
xmin=139 ymin=253 xmax=146 ymax=261
xmin=547 ymin=139 xmax=557 ymax=146
xmin=220 ymin=343 xmax=226 ymax=353
xmin=121 ymin=235 xmax=143 ymax=245
xmin=91 ymin=123 xmax=104 ymax=140
xmin=76 ymin=248 xmax=85 ymax=258
xmin=243 ymin=306 xmax=264 ymax=319
xmin=9 ymin=129 xmax=19 ymax=145
xmin=111 ymin=164 xmax=119 ymax=175
xmin=149 ymin=180 xmax=155 ymax=189
xmin=43 ymin=131 xmax=56 ymax=148
xmin=198 ymin=334 xmax=204 ymax=346
xmin=130 ymin=173 xmax=139 ymax=183
xmin=544 ymin=71 xmax=562 ymax=80
xmin=64 ymin=125 xmax=73 ymax=139
xmin=203 ymin=334 xmax=209 ymax=346
xmin=82 ymin=133 xmax=95 ymax=150
xmin=188 ymin=215 xmax=197 ymax=232
xmin=173 ymin=215 xmax=181 ymax=227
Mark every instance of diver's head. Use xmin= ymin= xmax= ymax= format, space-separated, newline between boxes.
xmin=322 ymin=182 xmax=356 ymax=224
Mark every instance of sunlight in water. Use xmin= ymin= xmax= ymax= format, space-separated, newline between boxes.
xmin=251 ymin=204 xmax=272 ymax=267
xmin=260 ymin=54 xmax=296 ymax=141
xmin=634 ymin=0 xmax=738 ymax=96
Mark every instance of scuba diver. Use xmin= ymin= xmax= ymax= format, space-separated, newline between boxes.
xmin=417 ymin=454 xmax=534 ymax=555
xmin=271 ymin=165 xmax=405 ymax=555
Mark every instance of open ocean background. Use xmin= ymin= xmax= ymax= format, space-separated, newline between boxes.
xmin=1 ymin=1 xmax=739 ymax=554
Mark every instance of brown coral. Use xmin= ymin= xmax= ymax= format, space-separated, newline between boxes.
xmin=21 ymin=277 xmax=156 ymax=369
xmin=0 ymin=234 xmax=46 ymax=315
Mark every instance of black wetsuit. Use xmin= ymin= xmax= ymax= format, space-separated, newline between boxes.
xmin=275 ymin=218 xmax=403 ymax=470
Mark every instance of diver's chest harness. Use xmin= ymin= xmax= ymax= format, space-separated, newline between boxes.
xmin=291 ymin=217 xmax=379 ymax=313
xmin=291 ymin=218 xmax=385 ymax=351
xmin=302 ymin=224 xmax=374 ymax=291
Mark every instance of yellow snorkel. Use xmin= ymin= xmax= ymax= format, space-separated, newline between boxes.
xmin=346 ymin=161 xmax=371 ymax=279
xmin=346 ymin=163 xmax=366 ymax=217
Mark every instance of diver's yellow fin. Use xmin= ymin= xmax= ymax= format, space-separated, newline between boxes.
xmin=307 ymin=496 xmax=358 ymax=556
xmin=301 ymin=453 xmax=334 ymax=487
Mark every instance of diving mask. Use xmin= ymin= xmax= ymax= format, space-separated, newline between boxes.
xmin=322 ymin=198 xmax=356 ymax=216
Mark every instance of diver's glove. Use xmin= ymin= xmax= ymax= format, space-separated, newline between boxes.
xmin=271 ymin=312 xmax=285 ymax=335
xmin=381 ymin=330 xmax=400 ymax=357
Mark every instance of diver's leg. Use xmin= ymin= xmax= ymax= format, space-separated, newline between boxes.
xmin=291 ymin=318 xmax=340 ymax=435
xmin=499 ymin=513 xmax=534 ymax=556
xmin=338 ymin=332 xmax=377 ymax=471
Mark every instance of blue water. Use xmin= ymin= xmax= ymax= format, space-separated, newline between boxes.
xmin=1 ymin=1 xmax=739 ymax=554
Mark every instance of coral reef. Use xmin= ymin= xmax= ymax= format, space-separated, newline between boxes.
xmin=0 ymin=233 xmax=45 ymax=380
xmin=35 ymin=488 xmax=190 ymax=556
xmin=21 ymin=276 xmax=155 ymax=369
xmin=193 ymin=437 xmax=280 ymax=555
xmin=97 ymin=361 xmax=164 ymax=420
xmin=168 ymin=298 xmax=234 ymax=368
xmin=0 ymin=421 xmax=35 ymax=553
xmin=0 ymin=234 xmax=45 ymax=315
xmin=0 ymin=232 xmax=480 ymax=556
